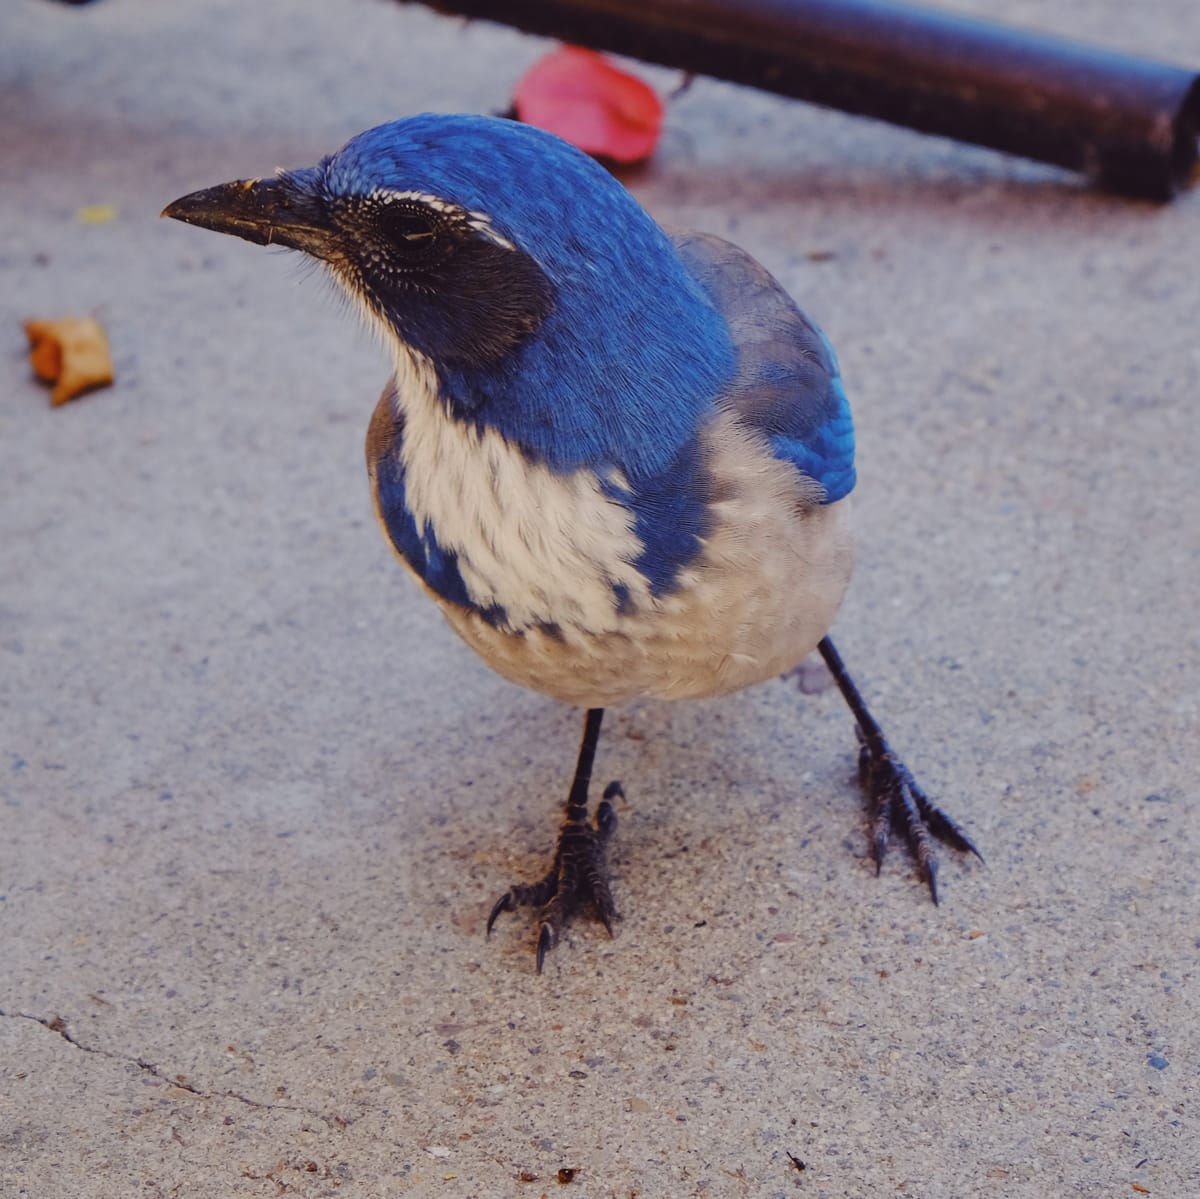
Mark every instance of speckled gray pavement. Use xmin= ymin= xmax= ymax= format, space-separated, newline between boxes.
xmin=3 ymin=1 xmax=1197 ymax=1196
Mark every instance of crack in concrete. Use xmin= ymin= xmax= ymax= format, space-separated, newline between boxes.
xmin=0 ymin=1008 xmax=347 ymax=1129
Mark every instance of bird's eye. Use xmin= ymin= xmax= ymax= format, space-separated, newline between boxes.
xmin=375 ymin=202 xmax=445 ymax=269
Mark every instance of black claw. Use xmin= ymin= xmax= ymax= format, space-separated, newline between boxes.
xmin=917 ymin=798 xmax=985 ymax=862
xmin=925 ymin=855 xmax=940 ymax=905
xmin=535 ymin=923 xmax=553 ymax=974
xmin=855 ymin=734 xmax=977 ymax=901
xmin=817 ymin=638 xmax=979 ymax=903
xmin=489 ymin=778 xmax=621 ymax=970
xmin=485 ymin=892 xmax=513 ymax=937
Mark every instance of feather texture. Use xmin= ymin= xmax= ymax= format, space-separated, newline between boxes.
xmin=672 ymin=230 xmax=856 ymax=504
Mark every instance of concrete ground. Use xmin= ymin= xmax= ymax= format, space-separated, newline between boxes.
xmin=3 ymin=1 xmax=1197 ymax=1195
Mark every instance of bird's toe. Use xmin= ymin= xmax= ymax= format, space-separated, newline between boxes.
xmin=856 ymin=737 xmax=979 ymax=902
xmin=488 ymin=786 xmax=621 ymax=971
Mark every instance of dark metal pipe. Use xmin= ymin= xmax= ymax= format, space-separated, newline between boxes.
xmin=412 ymin=0 xmax=1200 ymax=200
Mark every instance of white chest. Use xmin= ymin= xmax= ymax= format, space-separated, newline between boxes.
xmin=390 ymin=349 xmax=656 ymax=633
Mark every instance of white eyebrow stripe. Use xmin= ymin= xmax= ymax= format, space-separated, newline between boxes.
xmin=369 ymin=188 xmax=457 ymax=213
xmin=467 ymin=218 xmax=516 ymax=251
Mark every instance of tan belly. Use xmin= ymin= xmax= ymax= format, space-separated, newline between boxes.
xmin=377 ymin=401 xmax=856 ymax=708
xmin=440 ymin=487 xmax=854 ymax=708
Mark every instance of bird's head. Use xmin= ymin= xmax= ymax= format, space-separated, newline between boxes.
xmin=164 ymin=114 xmax=734 ymax=473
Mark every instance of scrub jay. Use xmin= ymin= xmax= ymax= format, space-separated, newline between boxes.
xmin=164 ymin=114 xmax=979 ymax=970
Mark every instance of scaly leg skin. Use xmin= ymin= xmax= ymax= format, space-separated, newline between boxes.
xmin=818 ymin=637 xmax=983 ymax=902
xmin=487 ymin=707 xmax=621 ymax=971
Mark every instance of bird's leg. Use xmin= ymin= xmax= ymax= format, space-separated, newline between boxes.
xmin=817 ymin=637 xmax=982 ymax=902
xmin=486 ymin=707 xmax=621 ymax=971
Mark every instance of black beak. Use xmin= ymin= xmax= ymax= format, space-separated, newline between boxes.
xmin=161 ymin=169 xmax=335 ymax=258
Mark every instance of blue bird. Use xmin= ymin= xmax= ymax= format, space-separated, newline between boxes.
xmin=164 ymin=114 xmax=979 ymax=970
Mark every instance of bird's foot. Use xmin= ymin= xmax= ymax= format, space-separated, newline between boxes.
xmin=487 ymin=782 xmax=622 ymax=971
xmin=856 ymin=727 xmax=982 ymax=903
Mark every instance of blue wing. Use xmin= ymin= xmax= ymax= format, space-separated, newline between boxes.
xmin=672 ymin=231 xmax=855 ymax=504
